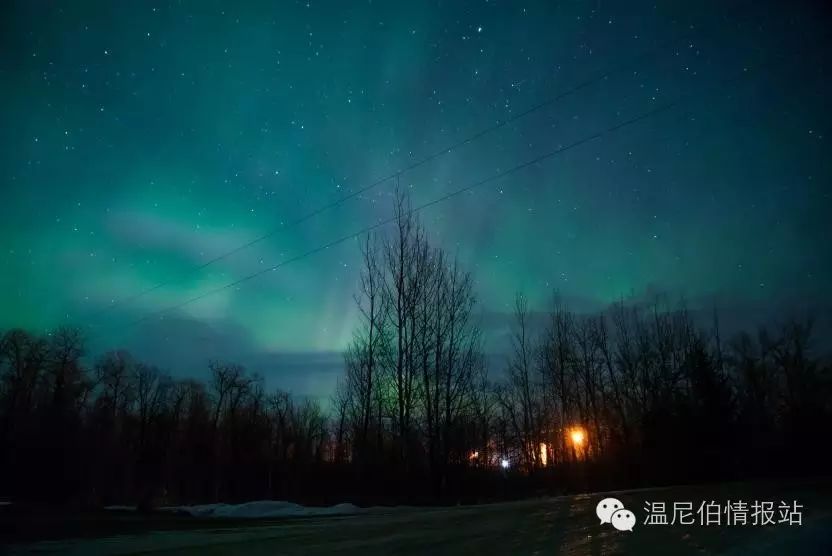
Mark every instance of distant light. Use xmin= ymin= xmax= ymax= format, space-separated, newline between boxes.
xmin=539 ymin=442 xmax=548 ymax=467
xmin=570 ymin=428 xmax=586 ymax=447
xmin=469 ymin=450 xmax=479 ymax=461
xmin=500 ymin=458 xmax=510 ymax=469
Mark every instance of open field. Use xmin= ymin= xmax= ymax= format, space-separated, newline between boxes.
xmin=4 ymin=480 xmax=832 ymax=555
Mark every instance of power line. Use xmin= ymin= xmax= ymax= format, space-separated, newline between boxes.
xmin=101 ymin=101 xmax=675 ymax=341
xmin=89 ymin=75 xmax=616 ymax=316
xmin=85 ymin=7 xmax=767 ymax=319
xmin=80 ymin=9 xmax=809 ymax=350
xmin=92 ymin=39 xmax=800 ymax=346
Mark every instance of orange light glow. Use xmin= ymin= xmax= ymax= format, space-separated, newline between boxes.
xmin=569 ymin=427 xmax=586 ymax=447
xmin=469 ymin=450 xmax=479 ymax=461
xmin=539 ymin=442 xmax=548 ymax=467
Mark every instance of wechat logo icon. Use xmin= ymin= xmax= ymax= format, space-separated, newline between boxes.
xmin=596 ymin=497 xmax=635 ymax=532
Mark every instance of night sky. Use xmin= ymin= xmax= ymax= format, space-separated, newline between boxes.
xmin=2 ymin=1 xmax=829 ymax=397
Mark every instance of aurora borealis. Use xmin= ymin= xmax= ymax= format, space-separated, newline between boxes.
xmin=2 ymin=1 xmax=829 ymax=396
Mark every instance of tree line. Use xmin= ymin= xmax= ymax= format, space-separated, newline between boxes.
xmin=1 ymin=192 xmax=830 ymax=507
xmin=0 ymin=330 xmax=334 ymax=507
xmin=330 ymin=192 xmax=832 ymax=497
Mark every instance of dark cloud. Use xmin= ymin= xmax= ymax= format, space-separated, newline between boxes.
xmin=89 ymin=314 xmax=343 ymax=400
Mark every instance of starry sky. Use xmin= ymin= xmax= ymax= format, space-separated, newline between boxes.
xmin=1 ymin=1 xmax=830 ymax=397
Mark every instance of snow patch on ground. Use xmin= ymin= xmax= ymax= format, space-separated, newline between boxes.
xmin=160 ymin=500 xmax=362 ymax=519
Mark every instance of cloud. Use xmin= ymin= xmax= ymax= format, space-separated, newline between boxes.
xmin=105 ymin=210 xmax=263 ymax=267
xmin=476 ymin=288 xmax=832 ymax=374
xmin=92 ymin=313 xmax=344 ymax=400
xmin=82 ymin=287 xmax=830 ymax=405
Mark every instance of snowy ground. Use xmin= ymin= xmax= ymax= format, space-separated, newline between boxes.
xmin=158 ymin=500 xmax=362 ymax=519
xmin=7 ymin=480 xmax=832 ymax=555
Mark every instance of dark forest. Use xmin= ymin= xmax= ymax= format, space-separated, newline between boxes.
xmin=2 ymin=194 xmax=829 ymax=510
